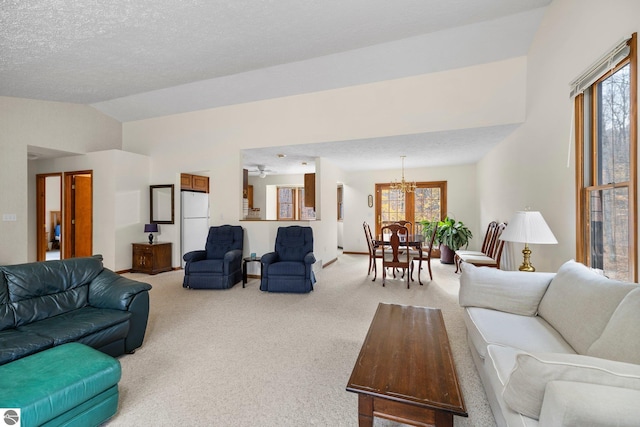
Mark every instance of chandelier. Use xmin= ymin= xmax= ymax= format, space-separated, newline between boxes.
xmin=390 ymin=156 xmax=416 ymax=194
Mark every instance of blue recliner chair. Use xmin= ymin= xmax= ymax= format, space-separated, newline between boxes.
xmin=260 ymin=226 xmax=316 ymax=293
xmin=183 ymin=225 xmax=244 ymax=289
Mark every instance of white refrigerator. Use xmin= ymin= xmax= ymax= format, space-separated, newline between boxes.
xmin=181 ymin=191 xmax=210 ymax=267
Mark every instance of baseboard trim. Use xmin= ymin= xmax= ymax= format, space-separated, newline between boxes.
xmin=323 ymin=257 xmax=338 ymax=268
xmin=342 ymin=251 xmax=368 ymax=255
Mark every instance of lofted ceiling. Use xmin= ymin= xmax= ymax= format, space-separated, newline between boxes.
xmin=1 ymin=0 xmax=552 ymax=172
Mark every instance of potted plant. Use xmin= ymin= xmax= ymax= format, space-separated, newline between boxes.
xmin=419 ymin=219 xmax=438 ymax=242
xmin=422 ymin=216 xmax=472 ymax=264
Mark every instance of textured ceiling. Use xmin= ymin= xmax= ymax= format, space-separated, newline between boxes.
xmin=3 ymin=0 xmax=551 ymax=171
xmin=2 ymin=0 xmax=550 ymax=105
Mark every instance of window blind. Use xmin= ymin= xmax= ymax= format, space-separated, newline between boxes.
xmin=569 ymin=36 xmax=631 ymax=98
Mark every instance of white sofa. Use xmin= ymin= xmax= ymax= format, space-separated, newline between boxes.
xmin=459 ymin=260 xmax=640 ymax=427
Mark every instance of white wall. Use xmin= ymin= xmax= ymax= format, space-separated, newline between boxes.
xmin=122 ymin=57 xmax=524 ymax=270
xmin=28 ymin=150 xmax=150 ymax=271
xmin=477 ymin=0 xmax=640 ymax=273
xmin=314 ymin=158 xmax=341 ymax=265
xmin=123 ymin=57 xmax=526 ymax=155
xmin=114 ymin=151 xmax=153 ymax=270
xmin=0 ymin=96 xmax=122 ymax=265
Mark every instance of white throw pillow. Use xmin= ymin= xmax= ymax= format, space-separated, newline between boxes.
xmin=539 ymin=381 xmax=640 ymax=427
xmin=537 ymin=260 xmax=638 ymax=354
xmin=459 ymin=263 xmax=554 ymax=316
xmin=588 ymin=288 xmax=640 ymax=364
xmin=503 ymin=352 xmax=640 ymax=420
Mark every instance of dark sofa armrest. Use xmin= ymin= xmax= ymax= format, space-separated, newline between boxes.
xmin=183 ymin=250 xmax=207 ymax=263
xmin=224 ymin=249 xmax=243 ymax=274
xmin=304 ymin=252 xmax=316 ymax=265
xmin=89 ymin=269 xmax=152 ymax=310
xmin=261 ymin=251 xmax=278 ymax=266
xmin=224 ymin=249 xmax=243 ymax=263
xmin=89 ymin=269 xmax=152 ymax=353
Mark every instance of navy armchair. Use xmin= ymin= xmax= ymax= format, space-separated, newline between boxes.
xmin=183 ymin=225 xmax=244 ymax=289
xmin=260 ymin=226 xmax=316 ymax=293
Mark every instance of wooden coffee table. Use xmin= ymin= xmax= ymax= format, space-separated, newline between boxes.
xmin=346 ymin=303 xmax=467 ymax=427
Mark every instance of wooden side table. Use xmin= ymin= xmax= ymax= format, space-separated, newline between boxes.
xmin=242 ymin=256 xmax=261 ymax=288
xmin=131 ymin=242 xmax=172 ymax=275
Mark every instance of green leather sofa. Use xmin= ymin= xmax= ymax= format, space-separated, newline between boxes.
xmin=0 ymin=255 xmax=152 ymax=365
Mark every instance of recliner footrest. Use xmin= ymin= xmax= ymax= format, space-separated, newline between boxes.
xmin=0 ymin=343 xmax=121 ymax=427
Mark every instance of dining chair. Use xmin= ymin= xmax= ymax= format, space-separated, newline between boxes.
xmin=454 ymin=221 xmax=498 ymax=273
xmin=363 ymin=222 xmax=383 ymax=281
xmin=456 ymin=222 xmax=507 ymax=270
xmin=390 ymin=220 xmax=413 ymax=278
xmin=395 ymin=220 xmax=413 ymax=234
xmin=409 ymin=223 xmax=438 ymax=282
xmin=395 ymin=221 xmax=412 ymax=245
xmin=381 ymin=223 xmax=413 ymax=288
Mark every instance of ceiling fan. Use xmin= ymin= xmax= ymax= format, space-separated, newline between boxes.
xmin=247 ymin=165 xmax=276 ymax=178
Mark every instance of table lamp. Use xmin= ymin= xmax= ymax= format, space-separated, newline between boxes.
xmin=144 ymin=223 xmax=159 ymax=244
xmin=499 ymin=211 xmax=557 ymax=272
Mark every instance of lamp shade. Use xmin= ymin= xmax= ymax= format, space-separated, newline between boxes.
xmin=499 ymin=211 xmax=557 ymax=244
xmin=144 ymin=223 xmax=159 ymax=233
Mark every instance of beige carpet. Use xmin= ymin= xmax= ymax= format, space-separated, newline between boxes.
xmin=106 ymin=254 xmax=495 ymax=426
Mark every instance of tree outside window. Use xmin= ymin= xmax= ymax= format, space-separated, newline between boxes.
xmin=576 ymin=34 xmax=637 ymax=281
xmin=375 ymin=181 xmax=446 ymax=236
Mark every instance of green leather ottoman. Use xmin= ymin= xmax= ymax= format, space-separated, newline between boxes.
xmin=0 ymin=343 xmax=121 ymax=427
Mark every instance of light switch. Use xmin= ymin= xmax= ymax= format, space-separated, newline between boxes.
xmin=2 ymin=214 xmax=17 ymax=221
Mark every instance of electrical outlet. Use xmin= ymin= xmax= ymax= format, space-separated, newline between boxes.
xmin=2 ymin=213 xmax=17 ymax=221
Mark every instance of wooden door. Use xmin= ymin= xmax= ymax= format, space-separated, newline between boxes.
xmin=74 ymin=175 xmax=92 ymax=257
xmin=375 ymin=184 xmax=407 ymax=236
xmin=64 ymin=171 xmax=93 ymax=258
xmin=36 ymin=175 xmax=47 ymax=261
xmin=375 ymin=181 xmax=447 ymax=235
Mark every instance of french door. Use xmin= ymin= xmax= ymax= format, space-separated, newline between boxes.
xmin=374 ymin=181 xmax=447 ymax=236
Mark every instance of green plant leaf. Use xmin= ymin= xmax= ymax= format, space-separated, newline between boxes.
xmin=433 ymin=216 xmax=473 ymax=250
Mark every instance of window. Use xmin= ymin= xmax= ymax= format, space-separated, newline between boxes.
xmin=277 ymin=186 xmax=316 ymax=220
xmin=575 ymin=34 xmax=637 ymax=281
xmin=375 ymin=181 xmax=447 ymax=235
xmin=277 ymin=187 xmax=295 ymax=220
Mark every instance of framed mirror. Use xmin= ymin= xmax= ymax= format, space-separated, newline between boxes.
xmin=150 ymin=184 xmax=175 ymax=224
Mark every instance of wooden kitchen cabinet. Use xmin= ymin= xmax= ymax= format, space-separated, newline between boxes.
xmin=243 ymin=168 xmax=248 ymax=199
xmin=247 ymin=185 xmax=254 ymax=209
xmin=304 ymin=173 xmax=315 ymax=208
xmin=180 ymin=173 xmax=209 ymax=192
xmin=131 ymin=242 xmax=172 ymax=275
xmin=180 ymin=174 xmax=192 ymax=189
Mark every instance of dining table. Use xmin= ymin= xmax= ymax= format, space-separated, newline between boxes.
xmin=373 ymin=233 xmax=425 ymax=285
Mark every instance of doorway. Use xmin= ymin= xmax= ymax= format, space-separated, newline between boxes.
xmin=63 ymin=171 xmax=93 ymax=259
xmin=36 ymin=173 xmax=62 ymax=261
